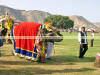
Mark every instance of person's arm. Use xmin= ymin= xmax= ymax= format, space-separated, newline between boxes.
xmin=78 ymin=32 xmax=82 ymax=45
xmin=86 ymin=30 xmax=100 ymax=33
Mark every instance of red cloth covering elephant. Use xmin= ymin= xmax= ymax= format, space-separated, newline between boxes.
xmin=11 ymin=22 xmax=46 ymax=62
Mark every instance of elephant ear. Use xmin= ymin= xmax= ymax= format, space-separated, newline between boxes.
xmin=54 ymin=31 xmax=63 ymax=42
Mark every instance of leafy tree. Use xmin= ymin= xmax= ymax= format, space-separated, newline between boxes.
xmin=44 ymin=15 xmax=74 ymax=29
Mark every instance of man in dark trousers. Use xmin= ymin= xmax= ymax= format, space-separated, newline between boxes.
xmin=78 ymin=27 xmax=88 ymax=58
xmin=90 ymin=30 xmax=94 ymax=47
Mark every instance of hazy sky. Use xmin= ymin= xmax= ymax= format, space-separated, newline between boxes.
xmin=0 ymin=0 xmax=100 ymax=22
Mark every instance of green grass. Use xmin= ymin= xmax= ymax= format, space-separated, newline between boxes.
xmin=0 ymin=32 xmax=100 ymax=75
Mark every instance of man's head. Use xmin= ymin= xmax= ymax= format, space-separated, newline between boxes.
xmin=81 ymin=27 xmax=85 ymax=32
xmin=91 ymin=30 xmax=94 ymax=32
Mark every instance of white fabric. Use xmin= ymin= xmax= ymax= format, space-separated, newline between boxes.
xmin=79 ymin=27 xmax=82 ymax=31
xmin=0 ymin=18 xmax=6 ymax=22
xmin=91 ymin=32 xmax=94 ymax=39
xmin=46 ymin=42 xmax=54 ymax=58
xmin=78 ymin=32 xmax=88 ymax=44
xmin=20 ymin=54 xmax=25 ymax=58
xmin=78 ymin=32 xmax=81 ymax=44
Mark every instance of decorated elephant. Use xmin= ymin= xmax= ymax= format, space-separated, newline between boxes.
xmin=11 ymin=22 xmax=63 ymax=62
xmin=0 ymin=13 xmax=14 ymax=43
xmin=0 ymin=14 xmax=63 ymax=62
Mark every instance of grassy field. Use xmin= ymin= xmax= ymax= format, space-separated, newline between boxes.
xmin=0 ymin=32 xmax=100 ymax=75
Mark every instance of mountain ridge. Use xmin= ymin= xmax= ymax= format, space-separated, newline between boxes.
xmin=69 ymin=16 xmax=97 ymax=29
xmin=0 ymin=5 xmax=99 ymax=29
xmin=0 ymin=5 xmax=51 ymax=23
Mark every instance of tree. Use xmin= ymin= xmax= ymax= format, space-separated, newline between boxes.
xmin=44 ymin=15 xmax=74 ymax=29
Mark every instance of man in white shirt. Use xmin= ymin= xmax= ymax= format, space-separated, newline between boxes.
xmin=90 ymin=30 xmax=94 ymax=47
xmin=78 ymin=27 xmax=88 ymax=58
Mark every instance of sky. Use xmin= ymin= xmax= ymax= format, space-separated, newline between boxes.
xmin=0 ymin=0 xmax=100 ymax=22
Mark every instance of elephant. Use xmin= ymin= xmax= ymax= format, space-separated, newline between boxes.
xmin=0 ymin=16 xmax=63 ymax=62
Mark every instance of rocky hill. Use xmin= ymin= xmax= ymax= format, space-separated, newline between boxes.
xmin=69 ymin=16 xmax=97 ymax=29
xmin=0 ymin=5 xmax=98 ymax=29
xmin=0 ymin=5 xmax=51 ymax=23
xmin=94 ymin=22 xmax=100 ymax=28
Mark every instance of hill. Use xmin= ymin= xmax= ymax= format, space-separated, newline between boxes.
xmin=0 ymin=5 xmax=98 ymax=29
xmin=69 ymin=16 xmax=97 ymax=29
xmin=94 ymin=22 xmax=100 ymax=28
xmin=0 ymin=5 xmax=51 ymax=23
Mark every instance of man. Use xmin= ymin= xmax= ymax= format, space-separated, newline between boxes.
xmin=46 ymin=31 xmax=55 ymax=60
xmin=78 ymin=27 xmax=88 ymax=58
xmin=44 ymin=22 xmax=63 ymax=60
xmin=44 ymin=22 xmax=55 ymax=60
xmin=90 ymin=30 xmax=94 ymax=47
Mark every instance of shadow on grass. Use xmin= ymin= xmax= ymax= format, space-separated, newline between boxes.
xmin=0 ymin=55 xmax=95 ymax=66
xmin=94 ymin=45 xmax=100 ymax=47
xmin=0 ymin=60 xmax=75 ymax=65
xmin=52 ymin=55 xmax=95 ymax=62
xmin=0 ymin=67 xmax=96 ymax=75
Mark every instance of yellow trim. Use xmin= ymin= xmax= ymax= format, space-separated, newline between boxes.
xmin=12 ymin=26 xmax=16 ymax=54
xmin=16 ymin=47 xmax=38 ymax=54
xmin=32 ymin=24 xmax=41 ymax=56
xmin=14 ymin=53 xmax=38 ymax=61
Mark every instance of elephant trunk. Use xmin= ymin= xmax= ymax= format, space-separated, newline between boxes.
xmin=54 ymin=31 xmax=63 ymax=42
